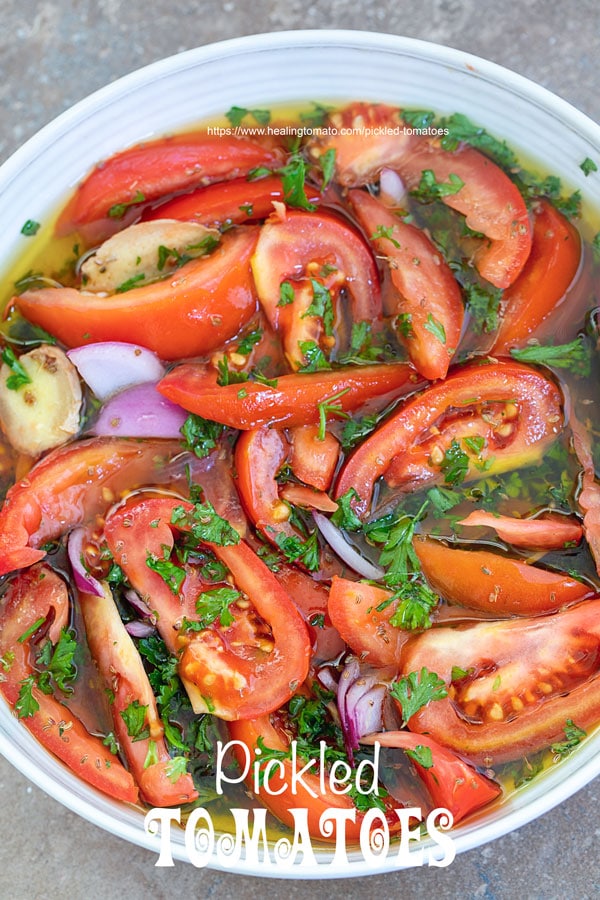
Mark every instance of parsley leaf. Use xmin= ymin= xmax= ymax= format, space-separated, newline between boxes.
xmin=171 ymin=500 xmax=240 ymax=547
xmin=278 ymin=281 xmax=295 ymax=307
xmin=1 ymin=346 xmax=32 ymax=390
xmin=371 ymin=224 xmax=400 ymax=248
xmin=303 ymin=280 xmax=335 ymax=336
xmin=180 ymin=413 xmax=225 ymax=459
xmin=120 ymin=699 xmax=150 ymax=742
xmin=404 ymin=744 xmax=434 ymax=769
xmin=340 ymin=412 xmax=379 ymax=451
xmin=36 ymin=628 xmax=78 ymax=694
xmin=464 ymin=282 xmax=502 ymax=334
xmin=388 ymin=580 xmax=439 ymax=631
xmin=424 ymin=313 xmax=446 ymax=344
xmin=389 ymin=667 xmax=448 ymax=726
xmin=550 ymin=719 xmax=586 ymax=758
xmin=146 ymin=550 xmax=186 ymax=595
xmin=21 ymin=219 xmax=41 ymax=237
xmin=297 ymin=341 xmax=332 ymax=373
xmin=580 ymin=157 xmax=598 ymax=176
xmin=15 ymin=675 xmax=39 ymax=718
xmin=108 ymin=190 xmax=145 ymax=219
xmin=411 ymin=169 xmax=465 ymax=202
xmin=316 ymin=387 xmax=351 ymax=440
xmin=225 ymin=106 xmax=271 ymax=126
xmin=331 ymin=488 xmax=363 ymax=532
xmin=193 ymin=586 xmax=240 ymax=630
xmin=440 ymin=439 xmax=469 ymax=485
xmin=275 ymin=530 xmax=320 ymax=571
xmin=278 ymin=153 xmax=317 ymax=211
xmin=439 ymin=112 xmax=518 ymax=169
xmin=510 ymin=336 xmax=591 ymax=377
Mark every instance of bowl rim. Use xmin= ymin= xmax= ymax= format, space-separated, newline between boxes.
xmin=1 ymin=27 xmax=599 ymax=879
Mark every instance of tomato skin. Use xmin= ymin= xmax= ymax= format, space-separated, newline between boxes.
xmin=158 ymin=361 xmax=414 ymax=430
xmin=399 ymin=597 xmax=600 ymax=766
xmin=348 ymin=190 xmax=464 ymax=380
xmin=104 ymin=496 xmax=311 ymax=721
xmin=228 ymin=715 xmax=366 ymax=843
xmin=334 ymin=360 xmax=564 ymax=517
xmin=0 ymin=437 xmax=185 ymax=577
xmin=0 ymin=566 xmax=138 ymax=803
xmin=491 ymin=199 xmax=582 ymax=352
xmin=79 ymin=583 xmax=198 ymax=807
xmin=362 ymin=731 xmax=501 ymax=823
xmin=415 ymin=538 xmax=592 ymax=615
xmin=234 ymin=426 xmax=297 ymax=544
xmin=15 ymin=228 xmax=258 ymax=361
xmin=328 ymin=576 xmax=409 ymax=667
xmin=275 ymin=566 xmax=346 ymax=661
xmin=456 ymin=511 xmax=583 ymax=550
xmin=309 ymin=102 xmax=531 ymax=288
xmin=251 ymin=210 xmax=382 ymax=368
xmin=56 ymin=134 xmax=284 ymax=238
xmin=144 ymin=175 xmax=320 ymax=227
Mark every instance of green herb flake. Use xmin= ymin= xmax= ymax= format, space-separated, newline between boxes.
xmin=464 ymin=283 xmax=502 ymax=334
xmin=316 ymin=387 xmax=351 ymax=440
xmin=319 ymin=148 xmax=336 ymax=188
xmin=21 ymin=219 xmax=41 ymax=237
xmin=389 ymin=667 xmax=448 ymax=726
xmin=277 ymin=154 xmax=317 ymax=211
xmin=165 ymin=756 xmax=190 ymax=783
xmin=180 ymin=413 xmax=225 ymax=459
xmin=108 ymin=190 xmax=145 ymax=219
xmin=1 ymin=346 xmax=32 ymax=390
xmin=331 ymin=488 xmax=363 ymax=532
xmin=115 ymin=273 xmax=145 ymax=294
xmin=550 ymin=719 xmax=586 ymax=758
xmin=225 ymin=106 xmax=271 ymax=127
xmin=440 ymin=440 xmax=470 ymax=486
xmin=275 ymin=530 xmax=320 ymax=572
xmin=146 ymin=551 xmax=186 ymax=596
xmin=510 ymin=336 xmax=591 ymax=377
xmin=278 ymin=280 xmax=295 ymax=307
xmin=194 ymin=586 xmax=240 ymax=630
xmin=15 ymin=675 xmax=39 ymax=718
xmin=297 ymin=340 xmax=332 ymax=373
xmin=580 ymin=157 xmax=598 ymax=177
xmin=120 ymin=699 xmax=150 ymax=742
xmin=303 ymin=280 xmax=335 ymax=337
xmin=371 ymin=224 xmax=400 ymax=248
xmin=17 ymin=616 xmax=46 ymax=644
xmin=404 ymin=744 xmax=434 ymax=769
xmin=424 ymin=313 xmax=446 ymax=344
xmin=388 ymin=579 xmax=439 ymax=631
xmin=411 ymin=169 xmax=465 ymax=203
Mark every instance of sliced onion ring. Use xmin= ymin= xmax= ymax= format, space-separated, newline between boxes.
xmin=67 ymin=341 xmax=165 ymax=400
xmin=89 ymin=382 xmax=187 ymax=438
xmin=67 ymin=527 xmax=104 ymax=597
xmin=379 ymin=167 xmax=406 ymax=207
xmin=125 ymin=620 xmax=156 ymax=638
xmin=312 ymin=511 xmax=384 ymax=580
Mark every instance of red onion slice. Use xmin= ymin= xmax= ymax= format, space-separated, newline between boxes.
xmin=312 ymin=511 xmax=384 ymax=580
xmin=67 ymin=341 xmax=165 ymax=400
xmin=90 ymin=382 xmax=187 ymax=438
xmin=125 ymin=620 xmax=157 ymax=638
xmin=379 ymin=168 xmax=406 ymax=207
xmin=67 ymin=527 xmax=104 ymax=597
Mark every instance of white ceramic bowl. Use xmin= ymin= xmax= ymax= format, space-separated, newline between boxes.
xmin=0 ymin=29 xmax=599 ymax=878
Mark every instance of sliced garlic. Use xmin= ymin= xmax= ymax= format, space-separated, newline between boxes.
xmin=0 ymin=345 xmax=82 ymax=455
xmin=79 ymin=219 xmax=220 ymax=293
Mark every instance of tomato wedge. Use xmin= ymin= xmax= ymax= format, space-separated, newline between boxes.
xmin=104 ymin=496 xmax=311 ymax=721
xmin=288 ymin=425 xmax=340 ymax=491
xmin=309 ymin=102 xmax=532 ymax=288
xmin=228 ymin=715 xmax=368 ymax=843
xmin=571 ymin=414 xmax=600 ymax=577
xmin=276 ymin=566 xmax=346 ymax=662
xmin=491 ymin=199 xmax=582 ymax=352
xmin=80 ymin=583 xmax=198 ymax=806
xmin=0 ymin=566 xmax=138 ymax=803
xmin=158 ymin=362 xmax=414 ymax=430
xmin=251 ymin=210 xmax=382 ymax=369
xmin=144 ymin=175 xmax=320 ymax=227
xmin=456 ymin=510 xmax=583 ymax=550
xmin=328 ymin=576 xmax=409 ymax=667
xmin=0 ymin=437 xmax=184 ymax=576
xmin=361 ymin=731 xmax=501 ymax=823
xmin=415 ymin=538 xmax=593 ymax=615
xmin=15 ymin=228 xmax=258 ymax=360
xmin=348 ymin=189 xmax=464 ymax=380
xmin=335 ymin=360 xmax=564 ymax=517
xmin=56 ymin=133 xmax=284 ymax=238
xmin=399 ymin=597 xmax=600 ymax=767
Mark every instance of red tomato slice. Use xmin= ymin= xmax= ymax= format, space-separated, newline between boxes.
xmin=0 ymin=566 xmax=138 ymax=803
xmin=309 ymin=102 xmax=532 ymax=289
xmin=275 ymin=565 xmax=346 ymax=662
xmin=104 ymin=496 xmax=311 ymax=721
xmin=79 ymin=583 xmax=198 ymax=807
xmin=399 ymin=596 xmax=600 ymax=767
xmin=143 ymin=175 xmax=320 ymax=227
xmin=328 ymin=576 xmax=409 ymax=667
xmin=571 ymin=414 xmax=600 ymax=577
xmin=491 ymin=199 xmax=582 ymax=352
xmin=279 ymin=484 xmax=339 ymax=513
xmin=251 ymin=210 xmax=382 ymax=368
xmin=415 ymin=538 xmax=593 ymax=615
xmin=228 ymin=714 xmax=368 ymax=843
xmin=15 ymin=228 xmax=258 ymax=360
xmin=362 ymin=731 xmax=500 ymax=823
xmin=0 ymin=437 xmax=184 ymax=576
xmin=288 ymin=425 xmax=340 ymax=491
xmin=56 ymin=134 xmax=284 ymax=238
xmin=348 ymin=189 xmax=464 ymax=380
xmin=456 ymin=510 xmax=583 ymax=550
xmin=158 ymin=361 xmax=414 ymax=430
xmin=334 ymin=360 xmax=564 ymax=517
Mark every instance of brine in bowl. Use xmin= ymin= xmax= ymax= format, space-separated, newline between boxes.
xmin=0 ymin=30 xmax=599 ymax=878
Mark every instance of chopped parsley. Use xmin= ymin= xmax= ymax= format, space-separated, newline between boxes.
xmin=331 ymin=488 xmax=363 ymax=532
xmin=171 ymin=499 xmax=240 ymax=547
xmin=1 ymin=346 xmax=32 ymax=390
xmin=192 ymin=586 xmax=240 ymax=630
xmin=108 ymin=190 xmax=145 ymax=219
xmin=303 ymin=280 xmax=335 ymax=336
xmin=36 ymin=628 xmax=78 ymax=695
xmin=387 ymin=580 xmax=439 ymax=631
xmin=371 ymin=224 xmax=400 ymax=248
xmin=180 ymin=413 xmax=225 ymax=459
xmin=440 ymin=440 xmax=470 ymax=486
xmin=464 ymin=282 xmax=502 ymax=334
xmin=411 ymin=169 xmax=465 ymax=202
xmin=225 ymin=106 xmax=271 ymax=126
xmin=389 ymin=667 xmax=448 ymax=726
xmin=404 ymin=744 xmax=434 ymax=769
xmin=275 ymin=530 xmax=320 ymax=572
xmin=146 ymin=549 xmax=186 ymax=595
xmin=550 ymin=719 xmax=586 ymax=758
xmin=277 ymin=153 xmax=316 ymax=211
xmin=278 ymin=280 xmax=295 ymax=307
xmin=580 ymin=157 xmax=598 ymax=177
xmin=316 ymin=387 xmax=351 ymax=440
xmin=120 ymin=699 xmax=150 ymax=741
xmin=424 ymin=313 xmax=446 ymax=344
xmin=297 ymin=341 xmax=332 ymax=373
xmin=319 ymin=148 xmax=336 ymax=188
xmin=15 ymin=675 xmax=39 ymax=718
xmin=21 ymin=219 xmax=41 ymax=236
xmin=510 ymin=336 xmax=591 ymax=377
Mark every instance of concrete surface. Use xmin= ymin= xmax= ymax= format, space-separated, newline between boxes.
xmin=1 ymin=1 xmax=599 ymax=897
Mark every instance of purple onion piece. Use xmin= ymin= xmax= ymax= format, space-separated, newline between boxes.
xmin=312 ymin=511 xmax=385 ymax=580
xmin=336 ymin=658 xmax=361 ymax=764
xmin=67 ymin=527 xmax=104 ymax=597
xmin=352 ymin=685 xmax=386 ymax=738
xmin=124 ymin=588 xmax=153 ymax=620
xmin=125 ymin=620 xmax=157 ymax=638
xmin=67 ymin=341 xmax=165 ymax=401
xmin=89 ymin=382 xmax=187 ymax=438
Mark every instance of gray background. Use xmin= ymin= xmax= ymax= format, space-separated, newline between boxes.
xmin=1 ymin=1 xmax=599 ymax=898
